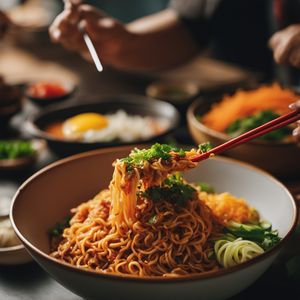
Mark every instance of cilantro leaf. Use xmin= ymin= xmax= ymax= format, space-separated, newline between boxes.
xmin=198 ymin=142 xmax=212 ymax=153
xmin=121 ymin=143 xmax=187 ymax=167
xmin=142 ymin=173 xmax=196 ymax=206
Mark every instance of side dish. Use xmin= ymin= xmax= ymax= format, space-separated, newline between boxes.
xmin=0 ymin=218 xmax=21 ymax=248
xmin=26 ymin=82 xmax=67 ymax=99
xmin=0 ymin=197 xmax=21 ymax=248
xmin=44 ymin=110 xmax=170 ymax=143
xmin=202 ymin=84 xmax=298 ymax=142
xmin=0 ymin=140 xmax=35 ymax=160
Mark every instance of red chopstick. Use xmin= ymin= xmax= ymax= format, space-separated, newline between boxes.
xmin=191 ymin=107 xmax=300 ymax=162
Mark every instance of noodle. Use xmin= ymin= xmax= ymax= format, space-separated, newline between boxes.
xmin=109 ymin=148 xmax=199 ymax=227
xmin=51 ymin=188 xmax=221 ymax=276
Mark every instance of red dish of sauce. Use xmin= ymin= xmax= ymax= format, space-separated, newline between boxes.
xmin=27 ymin=82 xmax=67 ymax=99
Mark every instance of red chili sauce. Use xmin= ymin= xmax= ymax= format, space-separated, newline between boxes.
xmin=27 ymin=82 xmax=67 ymax=99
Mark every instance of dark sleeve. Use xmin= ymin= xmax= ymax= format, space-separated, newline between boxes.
xmin=168 ymin=0 xmax=222 ymax=45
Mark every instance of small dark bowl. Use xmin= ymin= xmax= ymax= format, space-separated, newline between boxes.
xmin=25 ymin=95 xmax=180 ymax=156
xmin=25 ymin=81 xmax=76 ymax=107
xmin=0 ymin=102 xmax=22 ymax=128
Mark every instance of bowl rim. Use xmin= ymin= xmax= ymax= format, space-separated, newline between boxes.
xmin=0 ymin=139 xmax=45 ymax=169
xmin=10 ymin=145 xmax=298 ymax=283
xmin=187 ymin=99 xmax=299 ymax=147
xmin=0 ymin=155 xmax=36 ymax=172
xmin=0 ymin=243 xmax=25 ymax=253
xmin=25 ymin=95 xmax=181 ymax=145
xmin=146 ymin=79 xmax=200 ymax=101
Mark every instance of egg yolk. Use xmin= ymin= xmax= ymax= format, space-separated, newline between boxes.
xmin=63 ymin=113 xmax=108 ymax=138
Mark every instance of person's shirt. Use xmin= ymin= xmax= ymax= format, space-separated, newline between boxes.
xmin=169 ymin=0 xmax=300 ymax=83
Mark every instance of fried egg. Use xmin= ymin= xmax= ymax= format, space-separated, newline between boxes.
xmin=62 ymin=113 xmax=109 ymax=140
xmin=61 ymin=110 xmax=169 ymax=143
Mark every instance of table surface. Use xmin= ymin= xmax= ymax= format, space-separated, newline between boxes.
xmin=0 ymin=32 xmax=300 ymax=300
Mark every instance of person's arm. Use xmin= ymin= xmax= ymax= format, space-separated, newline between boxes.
xmin=269 ymin=24 xmax=300 ymax=68
xmin=49 ymin=3 xmax=199 ymax=72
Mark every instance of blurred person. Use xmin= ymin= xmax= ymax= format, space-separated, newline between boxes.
xmin=0 ymin=10 xmax=11 ymax=38
xmin=269 ymin=24 xmax=300 ymax=68
xmin=49 ymin=0 xmax=300 ymax=80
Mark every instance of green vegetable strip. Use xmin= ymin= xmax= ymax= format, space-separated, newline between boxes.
xmin=225 ymin=110 xmax=291 ymax=141
xmin=215 ymin=237 xmax=264 ymax=268
xmin=224 ymin=221 xmax=281 ymax=250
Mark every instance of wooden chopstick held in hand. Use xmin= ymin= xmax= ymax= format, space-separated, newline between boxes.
xmin=191 ymin=102 xmax=300 ymax=163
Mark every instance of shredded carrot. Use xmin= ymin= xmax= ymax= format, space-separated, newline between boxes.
xmin=200 ymin=192 xmax=259 ymax=225
xmin=202 ymin=83 xmax=298 ymax=132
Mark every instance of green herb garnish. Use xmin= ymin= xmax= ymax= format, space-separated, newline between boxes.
xmin=198 ymin=142 xmax=212 ymax=153
xmin=121 ymin=143 xmax=186 ymax=167
xmin=121 ymin=143 xmax=212 ymax=169
xmin=0 ymin=140 xmax=34 ymax=160
xmin=225 ymin=110 xmax=291 ymax=141
xmin=49 ymin=215 xmax=71 ymax=236
xmin=197 ymin=182 xmax=215 ymax=193
xmin=143 ymin=173 xmax=196 ymax=206
xmin=225 ymin=221 xmax=281 ymax=250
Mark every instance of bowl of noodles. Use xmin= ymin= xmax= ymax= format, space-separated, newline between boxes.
xmin=10 ymin=144 xmax=297 ymax=300
xmin=187 ymin=84 xmax=300 ymax=178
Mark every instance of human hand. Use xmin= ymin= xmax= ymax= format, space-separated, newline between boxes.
xmin=289 ymin=100 xmax=300 ymax=142
xmin=49 ymin=0 xmax=133 ymax=66
xmin=269 ymin=24 xmax=300 ymax=68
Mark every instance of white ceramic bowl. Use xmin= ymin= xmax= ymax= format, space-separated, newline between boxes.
xmin=10 ymin=146 xmax=297 ymax=300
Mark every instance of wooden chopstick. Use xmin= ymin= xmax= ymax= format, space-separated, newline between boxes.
xmin=191 ymin=107 xmax=300 ymax=163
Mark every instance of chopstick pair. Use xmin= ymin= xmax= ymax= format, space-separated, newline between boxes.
xmin=191 ymin=104 xmax=300 ymax=162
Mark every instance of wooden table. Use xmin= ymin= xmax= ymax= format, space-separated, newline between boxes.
xmin=0 ymin=32 xmax=299 ymax=300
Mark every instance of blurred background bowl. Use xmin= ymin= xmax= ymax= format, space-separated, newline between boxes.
xmin=10 ymin=146 xmax=297 ymax=300
xmin=0 ymin=243 xmax=32 ymax=266
xmin=0 ymin=139 xmax=46 ymax=173
xmin=146 ymin=80 xmax=200 ymax=116
xmin=25 ymin=80 xmax=76 ymax=107
xmin=187 ymin=98 xmax=300 ymax=178
xmin=0 ymin=84 xmax=23 ymax=129
xmin=25 ymin=95 xmax=180 ymax=156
